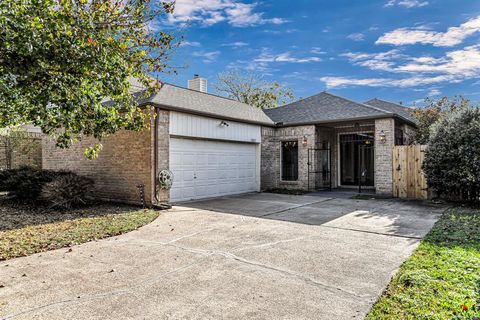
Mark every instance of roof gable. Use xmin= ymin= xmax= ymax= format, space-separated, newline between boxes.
xmin=264 ymin=92 xmax=390 ymax=125
xmin=145 ymin=83 xmax=274 ymax=125
xmin=364 ymin=98 xmax=416 ymax=124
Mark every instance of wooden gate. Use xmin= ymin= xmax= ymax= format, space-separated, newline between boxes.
xmin=393 ymin=145 xmax=428 ymax=200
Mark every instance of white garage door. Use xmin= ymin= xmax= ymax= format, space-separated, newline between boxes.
xmin=169 ymin=138 xmax=259 ymax=202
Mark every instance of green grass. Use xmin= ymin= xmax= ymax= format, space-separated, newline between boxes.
xmin=367 ymin=207 xmax=480 ymax=319
xmin=0 ymin=207 xmax=159 ymax=260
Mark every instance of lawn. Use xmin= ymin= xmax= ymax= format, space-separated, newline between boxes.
xmin=0 ymin=197 xmax=159 ymax=260
xmin=367 ymin=207 xmax=480 ymax=319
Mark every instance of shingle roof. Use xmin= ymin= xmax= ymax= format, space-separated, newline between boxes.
xmin=264 ymin=92 xmax=391 ymax=125
xmin=364 ymin=98 xmax=416 ymax=123
xmin=145 ymin=83 xmax=274 ymax=125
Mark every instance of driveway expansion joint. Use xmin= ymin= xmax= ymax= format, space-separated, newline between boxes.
xmin=319 ymin=224 xmax=424 ymax=240
xmin=259 ymin=198 xmax=334 ymax=217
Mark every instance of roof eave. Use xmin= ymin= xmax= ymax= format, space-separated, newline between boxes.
xmin=139 ymin=101 xmax=275 ymax=126
xmin=273 ymin=113 xmax=417 ymax=128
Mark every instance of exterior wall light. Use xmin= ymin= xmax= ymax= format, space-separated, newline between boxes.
xmin=379 ymin=130 xmax=386 ymax=143
xmin=220 ymin=121 xmax=229 ymax=127
xmin=302 ymin=135 xmax=308 ymax=146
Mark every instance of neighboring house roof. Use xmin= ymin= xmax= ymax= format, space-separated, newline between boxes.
xmin=264 ymin=92 xmax=400 ymax=126
xmin=143 ymin=83 xmax=274 ymax=126
xmin=364 ymin=98 xmax=416 ymax=124
xmin=20 ymin=124 xmax=42 ymax=134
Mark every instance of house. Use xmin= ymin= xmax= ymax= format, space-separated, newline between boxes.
xmin=0 ymin=124 xmax=43 ymax=170
xmin=42 ymin=76 xmax=416 ymax=205
xmin=262 ymin=93 xmax=416 ymax=195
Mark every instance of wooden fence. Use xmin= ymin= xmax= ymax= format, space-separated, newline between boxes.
xmin=393 ymin=145 xmax=428 ymax=200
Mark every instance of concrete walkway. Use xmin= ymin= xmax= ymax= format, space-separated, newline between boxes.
xmin=0 ymin=193 xmax=445 ymax=320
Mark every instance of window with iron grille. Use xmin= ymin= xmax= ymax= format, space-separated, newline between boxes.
xmin=281 ymin=141 xmax=298 ymax=181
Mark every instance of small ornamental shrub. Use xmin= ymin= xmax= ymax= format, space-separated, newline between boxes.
xmin=40 ymin=174 xmax=94 ymax=209
xmin=423 ymin=107 xmax=480 ymax=202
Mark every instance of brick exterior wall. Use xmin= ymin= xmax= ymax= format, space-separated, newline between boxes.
xmin=261 ymin=125 xmax=316 ymax=191
xmin=43 ymin=110 xmax=172 ymax=205
xmin=43 ymin=120 xmax=161 ymax=205
xmin=260 ymin=127 xmax=277 ymax=190
xmin=374 ymin=118 xmax=395 ymax=195
xmin=0 ymin=133 xmax=42 ymax=170
xmin=262 ymin=122 xmax=394 ymax=193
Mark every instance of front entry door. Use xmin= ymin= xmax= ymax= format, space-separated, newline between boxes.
xmin=340 ymin=133 xmax=374 ymax=186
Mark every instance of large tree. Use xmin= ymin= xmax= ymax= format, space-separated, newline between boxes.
xmin=411 ymin=96 xmax=468 ymax=144
xmin=423 ymin=104 xmax=480 ymax=202
xmin=214 ymin=70 xmax=294 ymax=109
xmin=0 ymin=0 xmax=178 ymax=158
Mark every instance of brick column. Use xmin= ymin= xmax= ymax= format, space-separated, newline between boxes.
xmin=155 ymin=110 xmax=170 ymax=203
xmin=260 ymin=127 xmax=278 ymax=190
xmin=297 ymin=125 xmax=316 ymax=190
xmin=375 ymin=118 xmax=395 ymax=195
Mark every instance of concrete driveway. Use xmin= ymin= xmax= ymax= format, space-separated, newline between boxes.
xmin=0 ymin=192 xmax=445 ymax=320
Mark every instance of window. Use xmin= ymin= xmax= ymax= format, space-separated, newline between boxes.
xmin=281 ymin=141 xmax=298 ymax=181
xmin=395 ymin=128 xmax=404 ymax=146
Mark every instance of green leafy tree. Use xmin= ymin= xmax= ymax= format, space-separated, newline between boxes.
xmin=214 ymin=70 xmax=294 ymax=109
xmin=411 ymin=96 xmax=468 ymax=144
xmin=0 ymin=0 xmax=178 ymax=158
xmin=423 ymin=103 xmax=480 ymax=202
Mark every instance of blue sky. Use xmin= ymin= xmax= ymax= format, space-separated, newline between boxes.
xmin=159 ymin=0 xmax=480 ymax=106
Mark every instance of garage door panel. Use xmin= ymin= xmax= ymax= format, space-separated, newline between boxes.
xmin=169 ymin=138 xmax=258 ymax=202
xmin=182 ymin=154 xmax=196 ymax=167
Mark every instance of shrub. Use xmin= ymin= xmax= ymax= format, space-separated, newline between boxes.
xmin=40 ymin=174 xmax=94 ymax=209
xmin=0 ymin=167 xmax=64 ymax=199
xmin=0 ymin=167 xmax=92 ymax=207
xmin=423 ymin=107 xmax=480 ymax=202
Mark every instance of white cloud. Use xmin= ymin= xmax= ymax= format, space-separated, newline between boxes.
xmin=320 ymin=75 xmax=457 ymax=89
xmin=221 ymin=41 xmax=249 ymax=47
xmin=169 ymin=0 xmax=287 ymax=27
xmin=343 ymin=45 xmax=480 ymax=76
xmin=396 ymin=45 xmax=480 ymax=77
xmin=341 ymin=49 xmax=406 ymax=71
xmin=428 ymin=88 xmax=441 ymax=96
xmin=180 ymin=41 xmax=201 ymax=47
xmin=232 ymin=49 xmax=322 ymax=73
xmin=192 ymin=50 xmax=221 ymax=63
xmin=323 ymin=45 xmax=480 ymax=88
xmin=311 ymin=47 xmax=327 ymax=55
xmin=263 ymin=28 xmax=299 ymax=35
xmin=384 ymin=0 xmax=429 ymax=8
xmin=255 ymin=52 xmax=322 ymax=64
xmin=376 ymin=15 xmax=480 ymax=47
xmin=347 ymin=33 xmax=365 ymax=41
